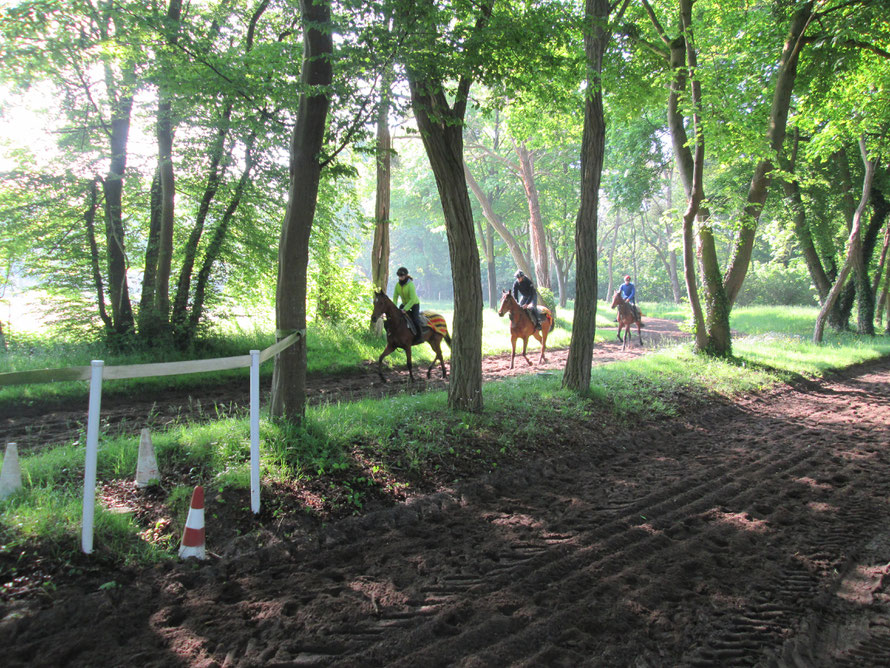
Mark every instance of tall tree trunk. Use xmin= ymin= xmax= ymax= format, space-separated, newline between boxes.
xmin=171 ymin=3 xmax=267 ymax=340
xmin=664 ymin=17 xmax=708 ymax=351
xmin=606 ymin=212 xmax=619 ymax=297
xmin=814 ymin=139 xmax=877 ymax=343
xmin=170 ymin=104 xmax=234 ymax=340
xmin=151 ymin=0 xmax=184 ymax=336
xmin=101 ymin=60 xmax=137 ymax=338
xmin=485 ymin=222 xmax=497 ymax=309
xmin=371 ymin=66 xmax=392 ymax=296
xmin=464 ymin=163 xmax=532 ymax=276
xmin=139 ymin=169 xmax=162 ymax=335
xmin=723 ymin=3 xmax=812 ymax=306
xmin=185 ymin=134 xmax=257 ymax=343
xmin=408 ymin=70 xmax=485 ymax=411
xmin=269 ymin=0 xmax=333 ymax=423
xmin=551 ymin=243 xmax=567 ymax=308
xmin=84 ymin=178 xmax=113 ymax=332
xmin=516 ymin=142 xmax=550 ymax=289
xmin=563 ymin=0 xmax=613 ymax=392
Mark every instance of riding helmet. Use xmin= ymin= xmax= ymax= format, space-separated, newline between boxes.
xmin=624 ymin=275 xmax=631 ymax=281
xmin=396 ymin=267 xmax=408 ymax=277
xmin=515 ymin=270 xmax=524 ymax=279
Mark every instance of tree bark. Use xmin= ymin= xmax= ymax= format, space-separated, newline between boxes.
xmin=84 ymin=178 xmax=113 ymax=332
xmin=516 ymin=142 xmax=550 ymax=289
xmin=269 ymin=0 xmax=333 ymax=423
xmin=101 ymin=60 xmax=137 ymax=338
xmin=139 ymin=169 xmax=162 ymax=335
xmin=371 ymin=66 xmax=392 ymax=296
xmin=563 ymin=0 xmax=612 ymax=392
xmin=464 ymin=163 xmax=532 ymax=276
xmin=408 ymin=72 xmax=484 ymax=411
xmin=723 ymin=3 xmax=812 ymax=306
xmin=170 ymin=104 xmax=233 ymax=341
xmin=186 ymin=134 xmax=256 ymax=342
xmin=151 ymin=0 xmax=183 ymax=335
xmin=814 ymin=139 xmax=877 ymax=343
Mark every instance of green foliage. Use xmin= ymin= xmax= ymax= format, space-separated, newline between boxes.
xmin=735 ymin=261 xmax=818 ymax=307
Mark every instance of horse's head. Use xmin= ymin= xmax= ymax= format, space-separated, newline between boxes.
xmin=497 ymin=289 xmax=511 ymax=317
xmin=371 ymin=290 xmax=387 ymax=324
xmin=610 ymin=290 xmax=622 ymax=309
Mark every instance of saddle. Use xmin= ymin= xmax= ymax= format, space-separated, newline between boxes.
xmin=525 ymin=306 xmax=548 ymax=330
xmin=402 ymin=311 xmax=432 ymax=336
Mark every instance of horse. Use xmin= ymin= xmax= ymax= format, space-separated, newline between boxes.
xmin=497 ymin=290 xmax=554 ymax=369
xmin=611 ymin=290 xmax=643 ymax=350
xmin=370 ymin=290 xmax=451 ymax=383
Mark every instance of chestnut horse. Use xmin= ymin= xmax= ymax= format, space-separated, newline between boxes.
xmin=498 ymin=290 xmax=554 ymax=369
xmin=370 ymin=290 xmax=451 ymax=382
xmin=611 ymin=290 xmax=643 ymax=350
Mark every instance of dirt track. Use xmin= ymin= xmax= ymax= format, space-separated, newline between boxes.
xmin=2 ymin=332 xmax=890 ymax=666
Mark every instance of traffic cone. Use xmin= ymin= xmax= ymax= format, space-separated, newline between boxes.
xmin=179 ymin=485 xmax=206 ymax=560
xmin=135 ymin=428 xmax=161 ymax=488
xmin=0 ymin=443 xmax=23 ymax=500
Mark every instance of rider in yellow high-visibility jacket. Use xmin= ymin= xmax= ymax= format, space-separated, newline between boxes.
xmin=393 ymin=266 xmax=422 ymax=342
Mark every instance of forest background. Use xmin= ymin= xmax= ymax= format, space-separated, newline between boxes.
xmin=1 ymin=0 xmax=889 ymax=416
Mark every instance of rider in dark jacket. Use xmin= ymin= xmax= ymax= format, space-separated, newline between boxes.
xmin=511 ymin=270 xmax=541 ymax=329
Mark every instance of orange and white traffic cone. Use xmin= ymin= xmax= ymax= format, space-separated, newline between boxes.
xmin=135 ymin=428 xmax=160 ymax=488
xmin=179 ymin=485 xmax=206 ymax=560
xmin=0 ymin=442 xmax=23 ymax=500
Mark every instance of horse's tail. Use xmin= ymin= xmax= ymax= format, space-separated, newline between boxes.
xmin=423 ymin=312 xmax=451 ymax=345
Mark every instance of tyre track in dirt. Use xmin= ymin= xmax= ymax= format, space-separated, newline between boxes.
xmin=4 ymin=352 xmax=889 ymax=667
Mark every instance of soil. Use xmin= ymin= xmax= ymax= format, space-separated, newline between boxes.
xmin=3 ymin=319 xmax=890 ymax=666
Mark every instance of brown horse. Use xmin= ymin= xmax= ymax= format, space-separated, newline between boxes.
xmin=370 ymin=290 xmax=451 ymax=382
xmin=611 ymin=290 xmax=643 ymax=350
xmin=498 ymin=290 xmax=554 ymax=369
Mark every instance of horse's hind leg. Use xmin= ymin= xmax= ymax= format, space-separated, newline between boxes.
xmin=636 ymin=322 xmax=643 ymax=346
xmin=522 ymin=336 xmax=532 ymax=366
xmin=532 ymin=329 xmax=545 ymax=364
xmin=427 ymin=337 xmax=446 ymax=379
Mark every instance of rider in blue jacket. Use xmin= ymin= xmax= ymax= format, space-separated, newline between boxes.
xmin=619 ymin=275 xmax=638 ymax=319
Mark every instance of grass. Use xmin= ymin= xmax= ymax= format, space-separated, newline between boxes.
xmin=2 ymin=302 xmax=889 ymax=574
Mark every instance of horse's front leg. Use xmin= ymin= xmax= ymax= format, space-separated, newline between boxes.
xmin=621 ymin=326 xmax=628 ymax=351
xmin=426 ymin=337 xmax=445 ymax=379
xmin=510 ymin=334 xmax=518 ymax=369
xmin=377 ymin=343 xmax=397 ymax=383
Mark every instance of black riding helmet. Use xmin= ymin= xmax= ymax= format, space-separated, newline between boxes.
xmin=514 ymin=270 xmax=524 ymax=279
xmin=396 ymin=266 xmax=408 ymax=277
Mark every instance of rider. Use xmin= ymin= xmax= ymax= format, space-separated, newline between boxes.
xmin=512 ymin=270 xmax=541 ymax=329
xmin=393 ymin=266 xmax=423 ymax=343
xmin=619 ymin=275 xmax=638 ymax=319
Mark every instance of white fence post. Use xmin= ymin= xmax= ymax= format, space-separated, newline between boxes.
xmin=81 ymin=360 xmax=104 ymax=554
xmin=249 ymin=349 xmax=261 ymax=515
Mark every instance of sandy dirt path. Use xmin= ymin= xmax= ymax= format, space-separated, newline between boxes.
xmin=3 ymin=354 xmax=890 ymax=667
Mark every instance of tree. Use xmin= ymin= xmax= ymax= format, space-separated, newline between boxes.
xmin=563 ymin=0 xmax=627 ymax=392
xmin=269 ymin=0 xmax=334 ymax=422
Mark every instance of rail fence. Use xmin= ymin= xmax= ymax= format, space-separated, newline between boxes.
xmin=0 ymin=330 xmax=305 ymax=554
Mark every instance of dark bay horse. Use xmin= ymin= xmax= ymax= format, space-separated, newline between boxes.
xmin=611 ymin=290 xmax=643 ymax=350
xmin=498 ymin=290 xmax=554 ymax=369
xmin=370 ymin=290 xmax=451 ymax=382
